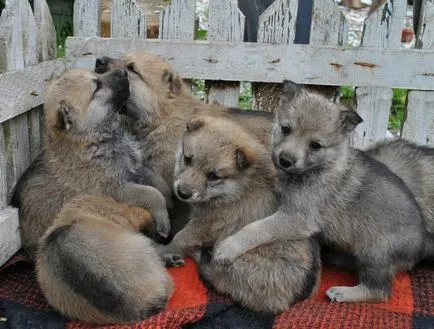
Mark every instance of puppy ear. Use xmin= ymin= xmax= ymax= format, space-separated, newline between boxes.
xmin=56 ymin=101 xmax=73 ymax=131
xmin=340 ymin=110 xmax=363 ymax=133
xmin=280 ymin=80 xmax=302 ymax=106
xmin=186 ymin=118 xmax=204 ymax=132
xmin=236 ymin=148 xmax=254 ymax=170
xmin=162 ymin=69 xmax=183 ymax=97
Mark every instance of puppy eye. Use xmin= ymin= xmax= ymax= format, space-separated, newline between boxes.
xmin=206 ymin=172 xmax=220 ymax=181
xmin=281 ymin=125 xmax=291 ymax=135
xmin=184 ymin=155 xmax=192 ymax=165
xmin=127 ymin=64 xmax=138 ymax=75
xmin=310 ymin=141 xmax=322 ymax=151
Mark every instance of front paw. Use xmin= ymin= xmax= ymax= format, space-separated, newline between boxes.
xmin=156 ymin=245 xmax=185 ymax=267
xmin=153 ymin=209 xmax=171 ymax=239
xmin=213 ymin=237 xmax=244 ymax=265
xmin=164 ymin=253 xmax=185 ymax=267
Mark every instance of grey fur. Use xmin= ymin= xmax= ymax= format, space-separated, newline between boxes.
xmin=366 ymin=139 xmax=434 ymax=260
xmin=159 ymin=116 xmax=320 ymax=313
xmin=214 ymin=81 xmax=427 ymax=303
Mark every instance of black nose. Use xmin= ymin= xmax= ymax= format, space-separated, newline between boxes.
xmin=95 ymin=57 xmax=110 ymax=73
xmin=177 ymin=187 xmax=193 ymax=200
xmin=278 ymin=154 xmax=295 ymax=169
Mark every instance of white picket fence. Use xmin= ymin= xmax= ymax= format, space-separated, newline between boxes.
xmin=0 ymin=0 xmax=433 ymax=266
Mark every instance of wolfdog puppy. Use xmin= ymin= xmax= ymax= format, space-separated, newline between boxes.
xmin=159 ymin=116 xmax=320 ymax=313
xmin=12 ymin=69 xmax=170 ymax=259
xmin=214 ymin=81 xmax=428 ymax=303
xmin=366 ymin=139 xmax=434 ymax=260
xmin=37 ymin=195 xmax=173 ymax=324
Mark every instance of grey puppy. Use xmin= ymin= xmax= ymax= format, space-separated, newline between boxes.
xmin=366 ymin=139 xmax=434 ymax=259
xmin=214 ymin=81 xmax=428 ymax=303
xmin=159 ymin=115 xmax=320 ymax=313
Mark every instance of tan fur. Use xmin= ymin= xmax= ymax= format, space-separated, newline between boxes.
xmin=160 ymin=116 xmax=320 ymax=313
xmin=37 ymin=195 xmax=173 ymax=324
xmin=15 ymin=68 xmax=170 ymax=260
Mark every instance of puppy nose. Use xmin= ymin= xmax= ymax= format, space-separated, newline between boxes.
xmin=278 ymin=154 xmax=295 ymax=169
xmin=177 ymin=187 xmax=193 ymax=200
xmin=95 ymin=57 xmax=109 ymax=73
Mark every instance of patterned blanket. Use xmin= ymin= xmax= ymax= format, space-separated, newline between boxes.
xmin=0 ymin=253 xmax=433 ymax=329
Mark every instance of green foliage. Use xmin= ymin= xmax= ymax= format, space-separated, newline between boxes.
xmin=54 ymin=15 xmax=72 ymax=58
xmin=389 ymin=89 xmax=407 ymax=131
xmin=196 ymin=29 xmax=208 ymax=40
xmin=239 ymin=82 xmax=252 ymax=110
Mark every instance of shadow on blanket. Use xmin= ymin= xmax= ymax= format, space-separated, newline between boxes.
xmin=0 ymin=253 xmax=433 ymax=329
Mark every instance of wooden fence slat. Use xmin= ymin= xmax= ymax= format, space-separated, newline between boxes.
xmin=0 ymin=0 xmax=36 ymax=186
xmin=0 ymin=207 xmax=20 ymax=266
xmin=403 ymin=0 xmax=434 ymax=145
xmin=0 ymin=125 xmax=6 ymax=209
xmin=74 ymin=0 xmax=101 ymax=37
xmin=353 ymin=0 xmax=406 ymax=149
xmin=0 ymin=59 xmax=67 ymax=123
xmin=34 ymin=0 xmax=56 ymax=62
xmin=206 ymin=0 xmax=245 ymax=107
xmin=402 ymin=91 xmax=434 ymax=145
xmin=310 ymin=0 xmax=348 ymax=46
xmin=111 ymin=0 xmax=147 ymax=39
xmin=31 ymin=0 xmax=56 ymax=159
xmin=0 ymin=0 xmax=57 ymax=265
xmin=253 ymin=0 xmax=298 ymax=112
xmin=66 ymin=38 xmax=434 ymax=90
xmin=159 ymin=0 xmax=196 ymax=40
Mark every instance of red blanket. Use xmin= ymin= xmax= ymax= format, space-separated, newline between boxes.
xmin=0 ymin=254 xmax=433 ymax=329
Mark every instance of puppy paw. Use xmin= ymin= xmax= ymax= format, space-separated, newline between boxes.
xmin=213 ymin=237 xmax=244 ymax=265
xmin=326 ymin=285 xmax=385 ymax=303
xmin=163 ymin=253 xmax=185 ymax=268
xmin=326 ymin=286 xmax=349 ymax=302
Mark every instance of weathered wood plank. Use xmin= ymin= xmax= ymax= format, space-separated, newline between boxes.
xmin=253 ymin=0 xmax=298 ymax=112
xmin=159 ymin=0 xmax=196 ymax=40
xmin=31 ymin=0 xmax=56 ymax=160
xmin=111 ymin=0 xmax=147 ymax=39
xmin=73 ymin=0 xmax=101 ymax=37
xmin=34 ymin=0 xmax=57 ymax=62
xmin=351 ymin=87 xmax=393 ymax=148
xmin=353 ymin=0 xmax=406 ymax=149
xmin=0 ymin=59 xmax=67 ymax=123
xmin=0 ymin=0 xmax=36 ymax=198
xmin=0 ymin=125 xmax=7 ymax=209
xmin=0 ymin=207 xmax=20 ymax=267
xmin=403 ymin=0 xmax=434 ymax=144
xmin=310 ymin=0 xmax=348 ymax=46
xmin=66 ymin=37 xmax=434 ymax=90
xmin=206 ymin=0 xmax=245 ymax=107
xmin=402 ymin=90 xmax=434 ymax=145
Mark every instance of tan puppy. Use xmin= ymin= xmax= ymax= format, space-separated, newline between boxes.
xmin=11 ymin=68 xmax=170 ymax=259
xmin=159 ymin=115 xmax=320 ymax=313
